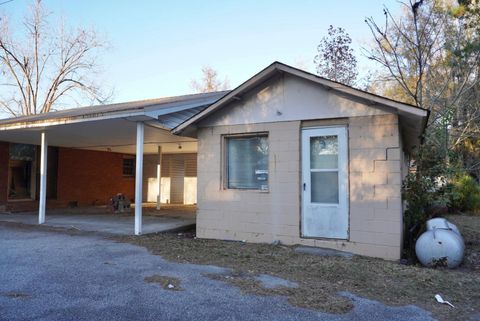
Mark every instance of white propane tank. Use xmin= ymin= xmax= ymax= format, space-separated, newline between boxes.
xmin=415 ymin=223 xmax=465 ymax=268
xmin=426 ymin=218 xmax=462 ymax=237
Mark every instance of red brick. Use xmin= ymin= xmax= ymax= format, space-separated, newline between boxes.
xmin=57 ymin=148 xmax=135 ymax=206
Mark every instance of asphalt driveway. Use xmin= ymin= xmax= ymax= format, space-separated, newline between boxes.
xmin=0 ymin=224 xmax=436 ymax=321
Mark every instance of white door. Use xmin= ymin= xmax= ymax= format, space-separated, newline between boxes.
xmin=301 ymin=127 xmax=349 ymax=239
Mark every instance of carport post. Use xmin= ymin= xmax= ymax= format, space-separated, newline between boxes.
xmin=134 ymin=122 xmax=144 ymax=235
xmin=38 ymin=132 xmax=48 ymax=224
xmin=156 ymin=146 xmax=162 ymax=210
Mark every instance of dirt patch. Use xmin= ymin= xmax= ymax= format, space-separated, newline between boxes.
xmin=144 ymin=275 xmax=183 ymax=291
xmin=114 ymin=215 xmax=480 ymax=321
xmin=205 ymin=272 xmax=353 ymax=314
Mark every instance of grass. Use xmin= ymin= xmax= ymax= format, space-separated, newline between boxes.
xmin=144 ymin=275 xmax=183 ymax=291
xmin=116 ymin=213 xmax=480 ymax=321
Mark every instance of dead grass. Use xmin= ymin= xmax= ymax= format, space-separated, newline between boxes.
xmin=115 ymin=216 xmax=480 ymax=321
xmin=447 ymin=214 xmax=480 ymax=271
xmin=144 ymin=275 xmax=183 ymax=291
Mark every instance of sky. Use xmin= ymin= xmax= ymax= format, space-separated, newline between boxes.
xmin=1 ymin=0 xmax=402 ymax=105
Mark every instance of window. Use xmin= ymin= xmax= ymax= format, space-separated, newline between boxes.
xmin=123 ymin=157 xmax=135 ymax=176
xmin=226 ymin=134 xmax=268 ymax=190
xmin=8 ymin=144 xmax=36 ymax=200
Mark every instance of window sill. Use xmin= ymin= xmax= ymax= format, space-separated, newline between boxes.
xmin=224 ymin=188 xmax=270 ymax=193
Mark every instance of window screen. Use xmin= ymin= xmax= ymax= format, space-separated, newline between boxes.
xmin=226 ymin=135 xmax=268 ymax=190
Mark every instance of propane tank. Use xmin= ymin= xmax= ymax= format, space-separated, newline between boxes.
xmin=426 ymin=218 xmax=461 ymax=237
xmin=415 ymin=218 xmax=465 ymax=268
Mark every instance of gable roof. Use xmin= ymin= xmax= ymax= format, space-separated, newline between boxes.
xmin=172 ymin=62 xmax=429 ymax=147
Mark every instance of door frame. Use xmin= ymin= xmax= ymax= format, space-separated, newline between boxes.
xmin=300 ymin=125 xmax=350 ymax=240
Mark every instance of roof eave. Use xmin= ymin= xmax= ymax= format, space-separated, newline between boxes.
xmin=0 ymin=110 xmax=150 ymax=131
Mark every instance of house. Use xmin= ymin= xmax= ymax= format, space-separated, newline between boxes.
xmin=0 ymin=62 xmax=428 ymax=260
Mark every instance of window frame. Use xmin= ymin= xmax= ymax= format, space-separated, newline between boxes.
xmin=223 ymin=132 xmax=269 ymax=191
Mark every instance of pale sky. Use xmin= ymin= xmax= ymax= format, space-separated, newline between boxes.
xmin=2 ymin=0 xmax=401 ymax=105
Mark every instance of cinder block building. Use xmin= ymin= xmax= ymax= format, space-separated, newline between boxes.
xmin=0 ymin=62 xmax=428 ymax=260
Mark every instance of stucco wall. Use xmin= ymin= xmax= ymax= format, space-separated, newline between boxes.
xmin=199 ymin=74 xmax=390 ymax=128
xmin=195 ymin=75 xmax=403 ymax=260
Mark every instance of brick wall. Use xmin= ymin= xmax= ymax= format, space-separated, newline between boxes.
xmin=57 ymin=148 xmax=135 ymax=206
xmin=196 ymin=114 xmax=403 ymax=260
xmin=0 ymin=142 xmax=9 ymax=208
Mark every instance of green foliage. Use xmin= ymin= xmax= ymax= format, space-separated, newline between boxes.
xmin=402 ymin=173 xmax=435 ymax=231
xmin=448 ymin=174 xmax=480 ymax=212
xmin=401 ymin=137 xmax=448 ymax=259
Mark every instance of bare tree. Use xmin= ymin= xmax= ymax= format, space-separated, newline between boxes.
xmin=314 ymin=25 xmax=358 ymax=86
xmin=364 ymin=0 xmax=444 ymax=109
xmin=365 ymin=0 xmax=480 ymax=174
xmin=190 ymin=66 xmax=229 ymax=93
xmin=0 ymin=0 xmax=109 ymax=116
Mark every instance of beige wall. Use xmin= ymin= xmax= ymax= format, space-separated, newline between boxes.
xmin=196 ymin=75 xmax=404 ymax=260
xmin=199 ymin=74 xmax=390 ymax=128
xmin=143 ymin=153 xmax=197 ymax=204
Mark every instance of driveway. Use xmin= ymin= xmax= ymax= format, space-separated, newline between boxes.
xmin=0 ymin=213 xmax=195 ymax=235
xmin=0 ymin=223 xmax=436 ymax=321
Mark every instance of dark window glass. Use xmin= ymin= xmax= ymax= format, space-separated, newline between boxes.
xmin=123 ymin=158 xmax=135 ymax=176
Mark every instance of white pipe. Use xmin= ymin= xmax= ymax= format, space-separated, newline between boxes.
xmin=38 ymin=132 xmax=48 ymax=224
xmin=156 ymin=146 xmax=162 ymax=210
xmin=134 ymin=122 xmax=144 ymax=235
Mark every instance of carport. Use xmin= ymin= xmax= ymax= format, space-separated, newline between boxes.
xmin=0 ymin=92 xmax=227 ymax=234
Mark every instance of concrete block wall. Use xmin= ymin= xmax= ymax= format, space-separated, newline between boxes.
xmin=196 ymin=114 xmax=403 ymax=260
xmin=346 ymin=114 xmax=403 ymax=259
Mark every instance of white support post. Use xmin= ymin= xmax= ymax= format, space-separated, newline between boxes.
xmin=156 ymin=146 xmax=162 ymax=210
xmin=134 ymin=122 xmax=144 ymax=235
xmin=38 ymin=132 xmax=48 ymax=224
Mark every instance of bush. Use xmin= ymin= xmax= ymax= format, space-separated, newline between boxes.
xmin=401 ymin=137 xmax=449 ymax=260
xmin=448 ymin=174 xmax=480 ymax=212
xmin=402 ymin=172 xmax=441 ymax=259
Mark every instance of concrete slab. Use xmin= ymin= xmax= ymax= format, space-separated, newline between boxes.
xmin=255 ymin=274 xmax=299 ymax=289
xmin=0 ymin=213 xmax=195 ymax=235
xmin=294 ymin=246 xmax=354 ymax=259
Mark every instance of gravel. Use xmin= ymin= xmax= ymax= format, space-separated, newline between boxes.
xmin=0 ymin=224 xmax=437 ymax=321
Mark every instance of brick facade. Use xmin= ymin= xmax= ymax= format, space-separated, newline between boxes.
xmin=56 ymin=148 xmax=135 ymax=206
xmin=0 ymin=144 xmax=197 ymax=210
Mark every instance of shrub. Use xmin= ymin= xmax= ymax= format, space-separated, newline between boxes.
xmin=402 ymin=172 xmax=439 ymax=259
xmin=401 ymin=137 xmax=448 ymax=260
xmin=448 ymin=174 xmax=480 ymax=213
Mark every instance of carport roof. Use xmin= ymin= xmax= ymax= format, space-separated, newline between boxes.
xmin=0 ymin=91 xmax=229 ymax=130
xmin=0 ymin=90 xmax=230 ymax=154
